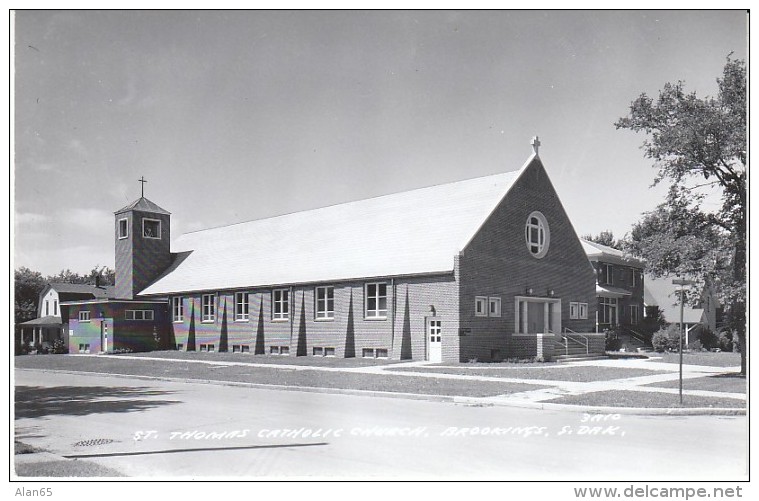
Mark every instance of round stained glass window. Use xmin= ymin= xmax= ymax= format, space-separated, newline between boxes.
xmin=525 ymin=211 xmax=550 ymax=258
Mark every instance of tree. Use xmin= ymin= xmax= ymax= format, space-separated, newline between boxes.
xmin=581 ymin=230 xmax=621 ymax=249
xmin=47 ymin=265 xmax=115 ymax=286
xmin=616 ymin=56 xmax=746 ymax=374
xmin=14 ymin=267 xmax=46 ymax=323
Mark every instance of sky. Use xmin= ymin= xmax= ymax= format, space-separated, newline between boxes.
xmin=13 ymin=10 xmax=748 ymax=276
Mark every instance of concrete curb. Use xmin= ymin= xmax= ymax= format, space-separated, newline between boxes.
xmin=16 ymin=367 xmax=746 ymax=416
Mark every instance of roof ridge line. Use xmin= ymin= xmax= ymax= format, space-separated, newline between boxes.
xmin=180 ymin=169 xmax=521 ymax=236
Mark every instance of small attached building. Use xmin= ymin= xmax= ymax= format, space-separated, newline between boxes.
xmin=17 ymin=282 xmax=114 ymax=352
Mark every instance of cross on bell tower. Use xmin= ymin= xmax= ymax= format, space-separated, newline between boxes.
xmin=531 ymin=136 xmax=541 ymax=155
xmin=138 ymin=176 xmax=148 ymax=197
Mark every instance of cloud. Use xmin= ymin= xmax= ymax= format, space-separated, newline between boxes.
xmin=63 ymin=208 xmax=113 ymax=230
xmin=14 ymin=211 xmax=51 ymax=226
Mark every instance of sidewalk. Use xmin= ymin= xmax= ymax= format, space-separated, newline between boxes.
xmin=57 ymin=352 xmax=744 ymax=414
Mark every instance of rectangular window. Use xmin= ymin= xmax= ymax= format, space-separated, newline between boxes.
xmin=324 ymin=347 xmax=335 ymax=357
xmin=126 ymin=310 xmax=154 ymax=321
xmin=579 ymin=302 xmax=588 ymax=320
xmin=45 ymin=301 xmax=49 ymax=316
xmin=313 ymin=346 xmax=324 ymax=356
xmin=475 ymin=296 xmax=488 ymax=317
xmin=569 ymin=302 xmax=579 ymax=320
xmin=202 ymin=294 xmax=216 ymax=322
xmin=630 ymin=305 xmax=639 ymax=325
xmin=54 ymin=300 xmax=58 ymax=316
xmin=79 ymin=343 xmax=90 ymax=353
xmin=273 ymin=289 xmax=289 ymax=320
xmin=488 ymin=297 xmax=501 ymax=317
xmin=142 ymin=218 xmax=161 ymax=239
xmin=365 ymin=283 xmax=388 ymax=319
xmin=270 ymin=346 xmax=279 ymax=355
xmin=375 ymin=348 xmax=388 ymax=358
xmin=599 ymin=297 xmax=618 ymax=325
xmin=241 ymin=345 xmax=250 ymax=353
xmin=118 ymin=218 xmax=128 ymax=239
xmin=280 ymin=346 xmax=289 ymax=355
xmin=79 ymin=310 xmax=90 ymax=322
xmin=235 ymin=292 xmax=249 ymax=321
xmin=362 ymin=348 xmax=375 ymax=358
xmin=172 ymin=297 xmax=184 ymax=322
xmin=315 ymin=286 xmax=335 ymax=319
xmin=176 ymin=343 xmax=184 ymax=351
xmin=600 ymin=264 xmax=614 ymax=285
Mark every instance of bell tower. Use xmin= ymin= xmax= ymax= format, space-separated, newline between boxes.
xmin=114 ymin=179 xmax=171 ymax=299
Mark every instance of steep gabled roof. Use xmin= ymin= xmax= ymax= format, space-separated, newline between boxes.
xmin=139 ymin=155 xmax=537 ymax=296
xmin=581 ymin=239 xmax=645 ymax=268
xmin=115 ymin=197 xmax=171 ymax=215
xmin=644 ymin=274 xmax=705 ymax=324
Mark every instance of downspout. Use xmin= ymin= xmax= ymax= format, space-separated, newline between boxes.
xmin=390 ymin=278 xmax=395 ymax=359
xmin=289 ymin=285 xmax=294 ymax=351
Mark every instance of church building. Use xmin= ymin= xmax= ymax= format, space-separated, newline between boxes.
xmin=62 ymin=140 xmax=603 ymax=362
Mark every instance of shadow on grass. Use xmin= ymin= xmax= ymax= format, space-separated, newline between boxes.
xmin=709 ymin=372 xmax=746 ymax=379
xmin=14 ymin=386 xmax=181 ymax=418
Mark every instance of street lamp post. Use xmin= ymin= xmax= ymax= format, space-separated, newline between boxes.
xmin=672 ymin=278 xmax=696 ymax=405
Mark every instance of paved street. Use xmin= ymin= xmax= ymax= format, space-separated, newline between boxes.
xmin=14 ymin=369 xmax=747 ymax=480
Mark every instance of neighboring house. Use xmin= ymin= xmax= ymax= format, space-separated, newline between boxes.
xmin=63 ymin=140 xmax=602 ymax=361
xmin=643 ymin=275 xmax=722 ymax=346
xmin=17 ymin=282 xmax=115 ymax=351
xmin=581 ymin=239 xmax=645 ymax=332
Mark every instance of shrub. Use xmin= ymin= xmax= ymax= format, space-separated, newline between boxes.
xmin=687 ymin=339 xmax=704 ymax=351
xmin=718 ymin=330 xmax=735 ymax=352
xmin=698 ymin=328 xmax=720 ymax=350
xmin=652 ymin=329 xmax=670 ymax=352
xmin=15 ymin=342 xmax=30 ymax=356
xmin=605 ymin=335 xmax=622 ymax=351
xmin=604 ymin=327 xmax=622 ymax=351
xmin=52 ymin=339 xmax=67 ymax=354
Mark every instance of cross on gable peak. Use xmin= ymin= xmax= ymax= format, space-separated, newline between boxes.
xmin=531 ymin=136 xmax=541 ymax=155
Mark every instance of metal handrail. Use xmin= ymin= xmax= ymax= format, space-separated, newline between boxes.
xmin=563 ymin=327 xmax=589 ymax=355
xmin=621 ymin=326 xmax=647 ymax=345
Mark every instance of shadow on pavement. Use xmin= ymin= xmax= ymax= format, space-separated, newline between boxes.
xmin=64 ymin=441 xmax=329 ymax=459
xmin=14 ymin=386 xmax=181 ymax=418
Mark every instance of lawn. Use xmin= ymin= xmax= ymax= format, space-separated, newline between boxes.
xmin=15 ymin=354 xmax=548 ymax=398
xmin=546 ymin=390 xmax=746 ymax=409
xmin=645 ymin=374 xmax=746 ymax=394
xmin=389 ymin=366 xmax=669 ymax=382
xmin=646 ymin=351 xmax=742 ymax=368
xmin=119 ymin=350 xmax=400 ymax=367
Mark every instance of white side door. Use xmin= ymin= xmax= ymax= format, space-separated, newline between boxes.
xmin=428 ymin=319 xmax=442 ymax=363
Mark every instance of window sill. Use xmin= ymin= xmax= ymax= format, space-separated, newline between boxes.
xmin=234 ymin=318 xmax=250 ymax=323
xmin=201 ymin=319 xmax=215 ymax=324
xmin=364 ymin=316 xmax=387 ymax=321
xmin=173 ymin=320 xmax=184 ymax=323
xmin=314 ymin=317 xmax=335 ymax=322
xmin=272 ymin=318 xmax=289 ymax=323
